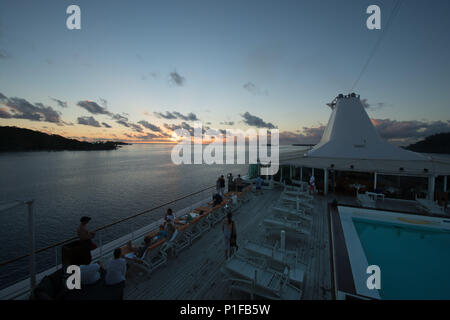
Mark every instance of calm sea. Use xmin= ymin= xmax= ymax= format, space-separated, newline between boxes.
xmin=0 ymin=143 xmax=252 ymax=288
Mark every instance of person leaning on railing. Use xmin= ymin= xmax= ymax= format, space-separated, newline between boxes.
xmin=77 ymin=216 xmax=97 ymax=251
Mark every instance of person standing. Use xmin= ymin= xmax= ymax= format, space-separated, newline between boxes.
xmin=309 ymin=174 xmax=316 ymax=195
xmin=77 ymin=216 xmax=97 ymax=250
xmin=216 ymin=176 xmax=222 ymax=197
xmin=219 ymin=175 xmax=226 ymax=197
xmin=255 ymin=176 xmax=263 ymax=195
xmin=222 ymin=212 xmax=236 ymax=259
xmin=236 ymin=174 xmax=243 ymax=192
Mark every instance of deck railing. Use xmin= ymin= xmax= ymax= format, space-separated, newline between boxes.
xmin=0 ymin=184 xmax=220 ymax=298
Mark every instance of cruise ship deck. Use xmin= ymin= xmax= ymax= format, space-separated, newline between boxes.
xmin=124 ymin=187 xmax=333 ymax=300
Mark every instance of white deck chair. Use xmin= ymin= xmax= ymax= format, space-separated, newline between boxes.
xmin=239 ymin=240 xmax=306 ymax=288
xmin=263 ymin=216 xmax=311 ymax=237
xmin=125 ymin=242 xmax=168 ymax=276
xmin=357 ymin=193 xmax=376 ymax=208
xmin=415 ymin=197 xmax=444 ymax=215
xmin=272 ymin=205 xmax=312 ymax=222
xmin=280 ymin=194 xmax=314 ymax=213
xmin=221 ymin=254 xmax=302 ymax=300
xmin=162 ymin=229 xmax=191 ymax=257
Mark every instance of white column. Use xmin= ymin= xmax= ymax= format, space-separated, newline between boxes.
xmin=428 ymin=175 xmax=436 ymax=201
xmin=289 ymin=165 xmax=293 ymax=180
xmin=300 ymin=167 xmax=303 ymax=181
xmin=374 ymin=172 xmax=377 ymax=191
xmin=444 ymin=176 xmax=447 ymax=192
xmin=324 ymin=169 xmax=329 ymax=195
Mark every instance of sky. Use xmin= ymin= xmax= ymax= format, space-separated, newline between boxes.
xmin=0 ymin=0 xmax=449 ymax=145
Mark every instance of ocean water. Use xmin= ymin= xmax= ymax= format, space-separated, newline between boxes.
xmin=0 ymin=143 xmax=253 ymax=288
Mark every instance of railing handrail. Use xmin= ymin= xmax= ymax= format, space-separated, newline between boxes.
xmin=0 ymin=184 xmax=216 ymax=267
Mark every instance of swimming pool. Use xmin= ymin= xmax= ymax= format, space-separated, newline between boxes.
xmin=332 ymin=206 xmax=450 ymax=300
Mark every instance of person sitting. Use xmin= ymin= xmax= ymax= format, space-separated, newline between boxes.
xmin=79 ymin=261 xmax=102 ymax=285
xmin=154 ymin=225 xmax=168 ymax=242
xmin=166 ymin=222 xmax=176 ymax=240
xmin=164 ymin=208 xmax=175 ymax=226
xmin=105 ymin=248 xmax=127 ymax=286
xmin=212 ymin=193 xmax=223 ymax=207
xmin=136 ymin=236 xmax=152 ymax=257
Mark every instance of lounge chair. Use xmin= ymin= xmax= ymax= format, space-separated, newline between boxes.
xmin=221 ymin=254 xmax=302 ymax=300
xmin=262 ymin=216 xmax=311 ymax=238
xmin=123 ymin=238 xmax=168 ymax=276
xmin=272 ymin=205 xmax=312 ymax=222
xmin=239 ymin=240 xmax=306 ymax=288
xmin=161 ymin=229 xmax=191 ymax=257
xmin=357 ymin=193 xmax=376 ymax=208
xmin=280 ymin=194 xmax=314 ymax=212
xmin=415 ymin=196 xmax=445 ymax=215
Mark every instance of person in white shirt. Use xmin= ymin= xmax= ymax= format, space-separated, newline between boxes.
xmin=80 ymin=262 xmax=101 ymax=285
xmin=105 ymin=248 xmax=127 ymax=286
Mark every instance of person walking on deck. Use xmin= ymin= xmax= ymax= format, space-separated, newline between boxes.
xmin=255 ymin=176 xmax=263 ymax=195
xmin=309 ymin=174 xmax=315 ymax=195
xmin=219 ymin=175 xmax=225 ymax=197
xmin=235 ymin=174 xmax=243 ymax=192
xmin=222 ymin=212 xmax=236 ymax=259
xmin=216 ymin=176 xmax=223 ymax=197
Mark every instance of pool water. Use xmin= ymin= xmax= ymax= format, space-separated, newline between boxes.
xmin=353 ymin=218 xmax=450 ymax=299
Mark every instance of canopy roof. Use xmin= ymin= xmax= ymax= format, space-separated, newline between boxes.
xmin=307 ymin=95 xmax=425 ymax=161
xmin=280 ymin=94 xmax=450 ymax=176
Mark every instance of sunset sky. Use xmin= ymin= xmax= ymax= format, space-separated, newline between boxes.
xmin=0 ymin=0 xmax=449 ymax=145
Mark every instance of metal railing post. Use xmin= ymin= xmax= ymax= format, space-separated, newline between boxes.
xmin=27 ymin=200 xmax=36 ymax=293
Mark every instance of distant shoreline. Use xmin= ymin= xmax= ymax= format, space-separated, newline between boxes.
xmin=0 ymin=126 xmax=130 ymax=152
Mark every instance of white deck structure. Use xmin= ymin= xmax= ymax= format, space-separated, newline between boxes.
xmin=279 ymin=94 xmax=450 ymax=201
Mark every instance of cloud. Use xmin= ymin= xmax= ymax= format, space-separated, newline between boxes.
xmin=138 ymin=120 xmax=162 ymax=132
xmin=220 ymin=121 xmax=235 ymax=126
xmin=279 ymin=126 xmax=325 ymax=145
xmin=102 ymin=122 xmax=112 ymax=128
xmin=154 ymin=111 xmax=199 ymax=121
xmin=361 ymin=99 xmax=387 ymax=111
xmin=243 ymin=82 xmax=268 ymax=96
xmin=50 ymin=97 xmax=68 ymax=108
xmin=77 ymin=116 xmax=101 ymax=127
xmin=172 ymin=111 xmax=199 ymax=121
xmin=169 ymin=71 xmax=185 ymax=86
xmin=0 ymin=92 xmax=7 ymax=100
xmin=77 ymin=100 xmax=112 ymax=116
xmin=372 ymin=118 xmax=450 ymax=144
xmin=154 ymin=111 xmax=177 ymax=120
xmin=0 ymin=95 xmax=62 ymax=123
xmin=241 ymin=112 xmax=276 ymax=129
xmin=164 ymin=122 xmax=197 ymax=135
xmin=279 ymin=119 xmax=450 ymax=146
xmin=0 ymin=49 xmax=10 ymax=59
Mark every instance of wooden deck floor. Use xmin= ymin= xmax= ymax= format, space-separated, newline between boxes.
xmin=124 ymin=187 xmax=334 ymax=300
